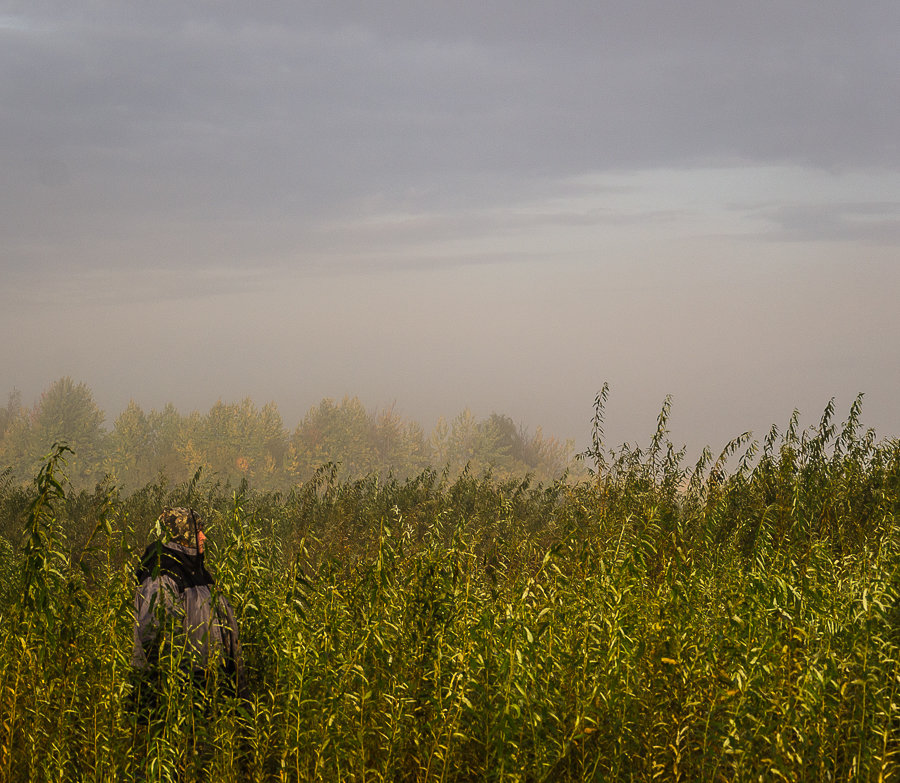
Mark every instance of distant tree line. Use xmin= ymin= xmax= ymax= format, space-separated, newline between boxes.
xmin=0 ymin=378 xmax=577 ymax=493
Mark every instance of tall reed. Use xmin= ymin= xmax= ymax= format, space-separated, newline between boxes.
xmin=1 ymin=398 xmax=899 ymax=780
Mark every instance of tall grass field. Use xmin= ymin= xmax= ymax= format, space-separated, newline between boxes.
xmin=2 ymin=393 xmax=900 ymax=781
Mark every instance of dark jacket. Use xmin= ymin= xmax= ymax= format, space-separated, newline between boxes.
xmin=132 ymin=541 xmax=245 ymax=696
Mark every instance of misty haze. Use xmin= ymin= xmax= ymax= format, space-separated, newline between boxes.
xmin=2 ymin=3 xmax=900 ymax=780
xmin=2 ymin=3 xmax=898 ymax=470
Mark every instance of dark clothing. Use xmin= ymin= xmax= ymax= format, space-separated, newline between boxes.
xmin=135 ymin=540 xmax=215 ymax=592
xmin=132 ymin=541 xmax=245 ymax=698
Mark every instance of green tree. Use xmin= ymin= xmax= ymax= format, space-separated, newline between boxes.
xmin=107 ymin=401 xmax=152 ymax=491
xmin=106 ymin=400 xmax=190 ymax=491
xmin=444 ymin=409 xmax=479 ymax=474
xmin=473 ymin=413 xmax=518 ymax=473
xmin=0 ymin=378 xmax=107 ymax=488
xmin=0 ymin=391 xmax=23 ymax=449
xmin=427 ymin=410 xmax=576 ymax=481
xmin=429 ymin=416 xmax=450 ymax=468
xmin=372 ymin=405 xmax=430 ymax=479
xmin=146 ymin=403 xmax=187 ymax=480
xmin=177 ymin=398 xmax=287 ymax=489
xmin=288 ymin=397 xmax=378 ymax=482
xmin=478 ymin=413 xmax=575 ymax=480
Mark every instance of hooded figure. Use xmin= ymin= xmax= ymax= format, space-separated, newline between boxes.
xmin=131 ymin=507 xmax=245 ymax=702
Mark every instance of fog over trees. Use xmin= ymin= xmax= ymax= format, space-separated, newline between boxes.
xmin=0 ymin=378 xmax=577 ymax=493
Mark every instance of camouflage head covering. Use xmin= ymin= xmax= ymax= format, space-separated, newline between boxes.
xmin=157 ymin=506 xmax=203 ymax=547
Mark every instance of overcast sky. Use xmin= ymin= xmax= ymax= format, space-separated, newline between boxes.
xmin=2 ymin=1 xmax=899 ymax=455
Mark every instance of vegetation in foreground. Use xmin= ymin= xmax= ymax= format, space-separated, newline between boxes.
xmin=1 ymin=391 xmax=900 ymax=781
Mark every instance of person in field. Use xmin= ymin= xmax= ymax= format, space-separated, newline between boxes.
xmin=131 ymin=506 xmax=245 ymax=709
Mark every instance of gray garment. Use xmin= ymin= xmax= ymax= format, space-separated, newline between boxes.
xmin=132 ymin=542 xmax=244 ymax=691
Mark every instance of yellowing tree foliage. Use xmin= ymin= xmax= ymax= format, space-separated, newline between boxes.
xmin=0 ymin=380 xmax=577 ymax=491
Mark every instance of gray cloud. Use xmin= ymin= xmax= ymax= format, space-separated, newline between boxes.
xmin=2 ymin=2 xmax=899 ymax=450
xmin=752 ymin=201 xmax=900 ymax=244
xmin=3 ymin=1 xmax=898 ymax=278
